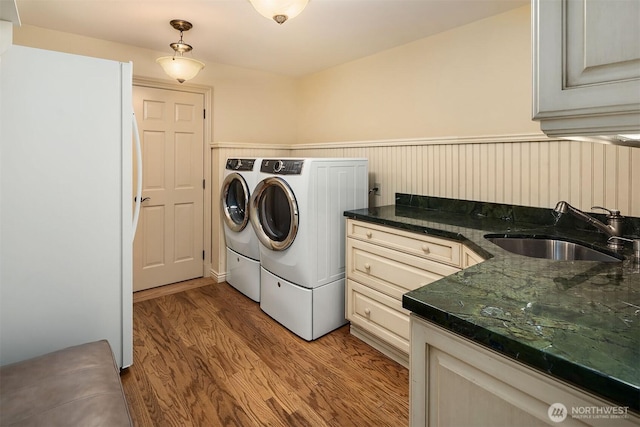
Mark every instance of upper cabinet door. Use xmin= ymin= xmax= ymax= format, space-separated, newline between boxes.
xmin=532 ymin=0 xmax=640 ymax=140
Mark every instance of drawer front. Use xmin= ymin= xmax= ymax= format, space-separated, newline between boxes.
xmin=347 ymin=219 xmax=462 ymax=267
xmin=346 ymin=279 xmax=409 ymax=354
xmin=347 ymin=238 xmax=460 ymax=300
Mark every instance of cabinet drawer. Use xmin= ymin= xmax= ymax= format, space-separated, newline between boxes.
xmin=347 ymin=238 xmax=460 ymax=300
xmin=347 ymin=219 xmax=462 ymax=267
xmin=346 ymin=279 xmax=409 ymax=354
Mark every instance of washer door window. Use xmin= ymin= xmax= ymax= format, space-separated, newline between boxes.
xmin=250 ymin=177 xmax=299 ymax=251
xmin=221 ymin=173 xmax=250 ymax=232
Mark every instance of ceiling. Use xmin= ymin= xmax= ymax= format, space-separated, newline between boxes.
xmin=13 ymin=0 xmax=529 ymax=77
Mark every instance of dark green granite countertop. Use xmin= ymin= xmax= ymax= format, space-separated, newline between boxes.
xmin=344 ymin=196 xmax=640 ymax=412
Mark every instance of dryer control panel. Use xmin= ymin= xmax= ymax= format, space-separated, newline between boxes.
xmin=226 ymin=158 xmax=256 ymax=171
xmin=261 ymin=159 xmax=304 ymax=175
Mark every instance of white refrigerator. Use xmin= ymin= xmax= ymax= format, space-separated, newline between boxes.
xmin=0 ymin=44 xmax=134 ymax=368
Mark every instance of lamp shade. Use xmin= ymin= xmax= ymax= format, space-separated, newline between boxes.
xmin=156 ymin=56 xmax=205 ymax=83
xmin=249 ymin=0 xmax=309 ymax=23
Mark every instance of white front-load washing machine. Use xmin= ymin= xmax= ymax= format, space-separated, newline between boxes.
xmin=221 ymin=158 xmax=262 ymax=302
xmin=249 ymin=158 xmax=368 ymax=340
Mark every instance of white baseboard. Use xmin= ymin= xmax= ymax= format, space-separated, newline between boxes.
xmin=209 ymin=268 xmax=226 ymax=283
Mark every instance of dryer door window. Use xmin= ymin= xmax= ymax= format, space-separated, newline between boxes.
xmin=250 ymin=177 xmax=299 ymax=251
xmin=221 ymin=173 xmax=250 ymax=232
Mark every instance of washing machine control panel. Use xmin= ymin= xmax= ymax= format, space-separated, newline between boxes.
xmin=261 ymin=159 xmax=304 ymax=175
xmin=226 ymin=158 xmax=256 ymax=171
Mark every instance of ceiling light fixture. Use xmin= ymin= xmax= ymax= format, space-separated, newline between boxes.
xmin=156 ymin=20 xmax=205 ymax=83
xmin=249 ymin=0 xmax=309 ymax=24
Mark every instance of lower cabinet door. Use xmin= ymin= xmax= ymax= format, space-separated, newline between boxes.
xmin=346 ymin=279 xmax=410 ymax=354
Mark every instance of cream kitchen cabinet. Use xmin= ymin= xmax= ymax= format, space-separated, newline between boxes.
xmin=410 ymin=314 xmax=640 ymax=427
xmin=345 ymin=219 xmax=482 ymax=367
xmin=532 ymin=0 xmax=640 ymax=141
xmin=462 ymin=245 xmax=484 ymax=268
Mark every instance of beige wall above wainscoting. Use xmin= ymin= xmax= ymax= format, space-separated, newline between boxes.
xmin=12 ymin=25 xmax=299 ymax=145
xmin=296 ymin=6 xmax=536 ymax=144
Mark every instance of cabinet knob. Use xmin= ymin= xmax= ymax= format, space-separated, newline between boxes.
xmin=422 ymin=244 xmax=430 ymax=253
xmin=364 ymin=308 xmax=371 ymax=316
xmin=365 ymin=231 xmax=373 ymax=238
xmin=364 ymin=263 xmax=371 ymax=270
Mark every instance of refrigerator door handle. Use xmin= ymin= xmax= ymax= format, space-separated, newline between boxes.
xmin=132 ymin=112 xmax=143 ymax=242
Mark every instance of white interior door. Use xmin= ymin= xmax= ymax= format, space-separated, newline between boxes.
xmin=133 ymin=86 xmax=204 ymax=291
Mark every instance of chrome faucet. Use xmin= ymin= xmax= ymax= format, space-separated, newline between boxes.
xmin=553 ymin=201 xmax=624 ymax=251
xmin=609 ymin=236 xmax=640 ymax=262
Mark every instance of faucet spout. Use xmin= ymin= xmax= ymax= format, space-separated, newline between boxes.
xmin=553 ymin=201 xmax=624 ymax=250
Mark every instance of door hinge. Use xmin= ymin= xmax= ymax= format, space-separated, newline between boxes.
xmin=202 ymin=250 xmax=205 ymax=260
xmin=203 ymin=109 xmax=206 ymax=119
xmin=203 ymin=179 xmax=205 ymax=189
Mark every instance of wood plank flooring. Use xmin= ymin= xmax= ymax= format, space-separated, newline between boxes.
xmin=121 ymin=278 xmax=409 ymax=427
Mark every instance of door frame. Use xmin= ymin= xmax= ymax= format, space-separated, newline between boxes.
xmin=132 ymin=77 xmax=213 ymax=279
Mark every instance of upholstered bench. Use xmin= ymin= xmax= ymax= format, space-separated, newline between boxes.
xmin=0 ymin=340 xmax=132 ymax=426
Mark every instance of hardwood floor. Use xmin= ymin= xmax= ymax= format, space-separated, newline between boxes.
xmin=121 ymin=278 xmax=409 ymax=427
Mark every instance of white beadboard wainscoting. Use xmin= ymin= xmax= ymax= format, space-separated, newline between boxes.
xmin=290 ymin=136 xmax=640 ymax=216
xmin=209 ymin=136 xmax=640 ymax=279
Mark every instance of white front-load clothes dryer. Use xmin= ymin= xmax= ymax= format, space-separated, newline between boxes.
xmin=221 ymin=158 xmax=262 ymax=302
xmin=249 ymin=158 xmax=368 ymax=340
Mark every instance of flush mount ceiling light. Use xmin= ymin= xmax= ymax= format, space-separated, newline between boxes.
xmin=249 ymin=0 xmax=309 ymax=24
xmin=156 ymin=20 xmax=205 ymax=83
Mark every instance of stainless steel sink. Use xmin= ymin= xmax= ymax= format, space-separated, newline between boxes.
xmin=484 ymin=235 xmax=623 ymax=262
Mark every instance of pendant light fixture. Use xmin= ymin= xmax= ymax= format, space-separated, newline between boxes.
xmin=156 ymin=20 xmax=205 ymax=83
xmin=249 ymin=0 xmax=309 ymax=24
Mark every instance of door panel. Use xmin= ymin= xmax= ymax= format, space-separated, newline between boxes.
xmin=175 ymin=132 xmax=196 ymax=188
xmin=133 ymin=86 xmax=204 ymax=291
xmin=143 ymin=206 xmax=165 ymax=267
xmin=175 ymin=202 xmax=195 ymax=261
xmin=143 ymin=131 xmax=166 ymax=189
